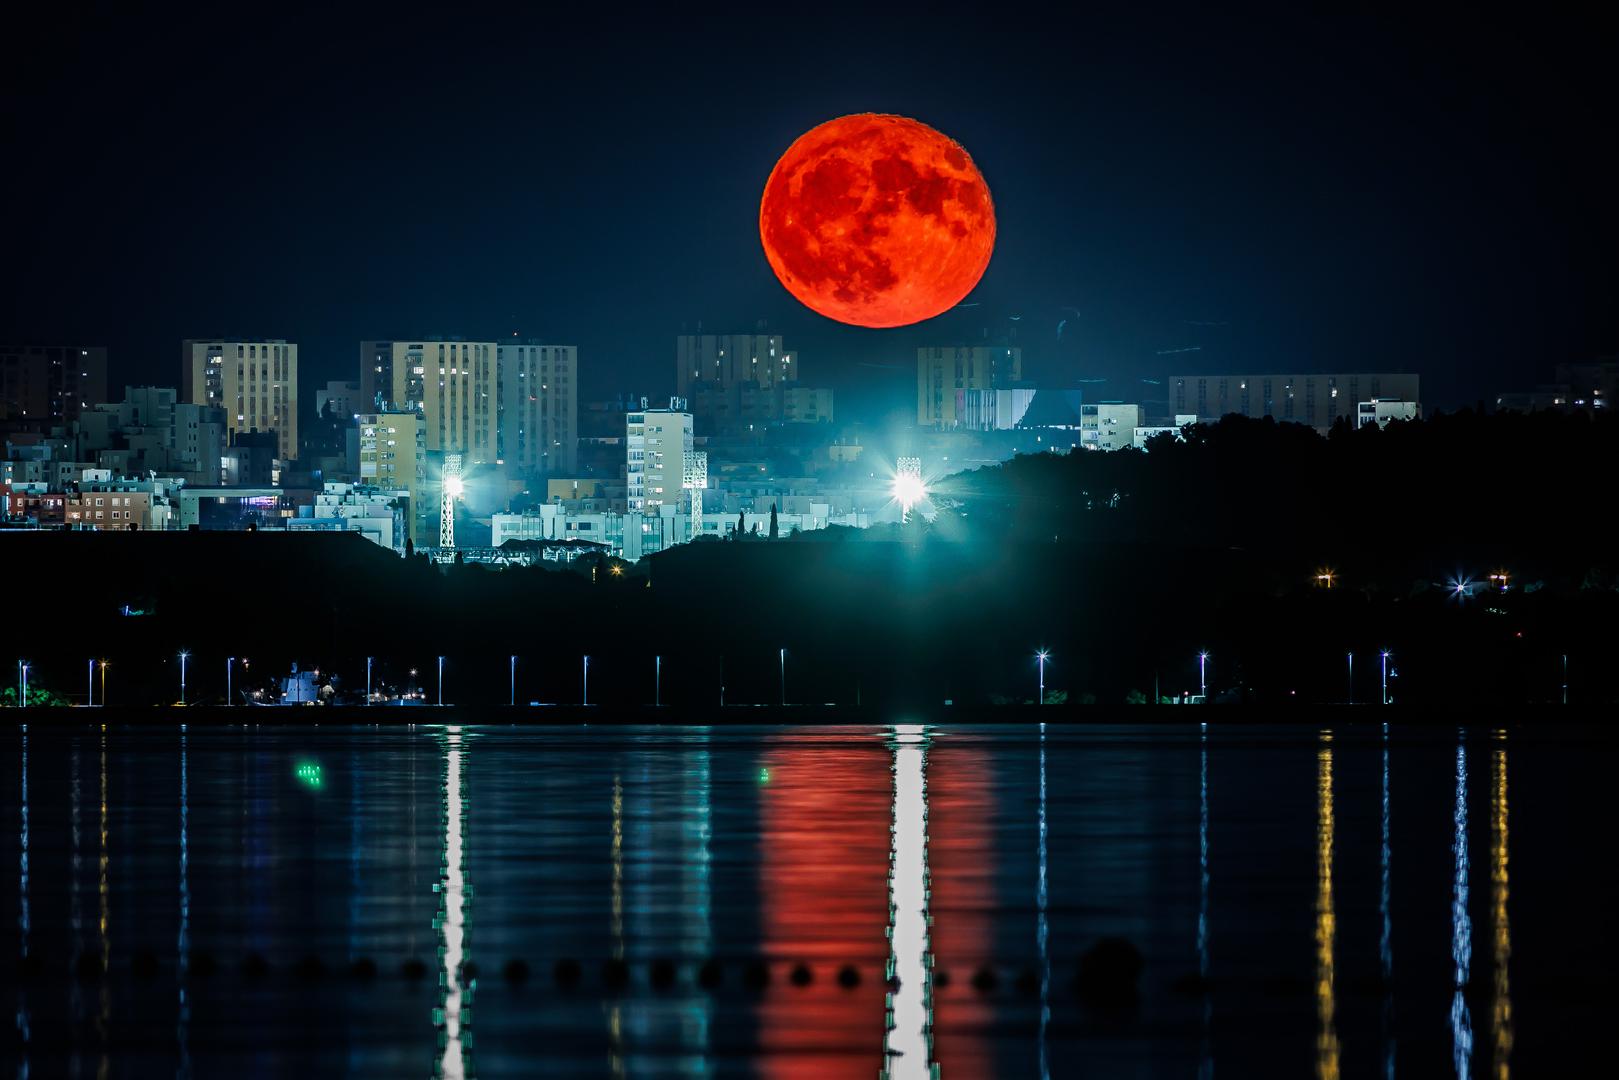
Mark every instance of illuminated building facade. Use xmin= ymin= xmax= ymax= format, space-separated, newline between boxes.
xmin=1169 ymin=372 xmax=1420 ymax=431
xmin=627 ymin=401 xmax=694 ymax=513
xmin=357 ymin=340 xmax=499 ymax=461
xmin=174 ymin=487 xmax=286 ymax=530
xmin=1133 ymin=413 xmax=1200 ymax=450
xmin=181 ymin=338 xmax=300 ymax=461
xmin=957 ymin=386 xmax=1035 ymax=431
xmin=497 ymin=342 xmax=577 ymax=473
xmin=917 ymin=346 xmax=1022 ymax=427
xmin=64 ymin=486 xmax=166 ymax=530
xmin=1080 ymin=402 xmax=1144 ymax=451
xmin=357 ymin=412 xmax=427 ymax=546
xmin=1356 ymin=397 xmax=1421 ymax=429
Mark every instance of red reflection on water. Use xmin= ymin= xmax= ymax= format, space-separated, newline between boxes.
xmin=758 ymin=730 xmax=891 ymax=1078
xmin=929 ymin=742 xmax=997 ymax=1074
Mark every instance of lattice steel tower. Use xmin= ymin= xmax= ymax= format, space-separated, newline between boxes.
xmin=440 ymin=453 xmax=463 ymax=550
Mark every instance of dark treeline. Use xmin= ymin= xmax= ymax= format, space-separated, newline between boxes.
xmin=2 ymin=410 xmax=1614 ymax=709
xmin=937 ymin=408 xmax=1616 ymax=563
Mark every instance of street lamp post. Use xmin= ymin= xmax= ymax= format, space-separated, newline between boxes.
xmin=227 ymin=657 xmax=234 ymax=706
xmin=1381 ymin=650 xmax=1391 ymax=706
xmin=1347 ymin=652 xmax=1354 ymax=705
xmin=779 ymin=648 xmax=786 ymax=707
xmin=1036 ymin=650 xmax=1049 ymax=705
xmin=99 ymin=661 xmax=107 ymax=707
xmin=583 ymin=655 xmax=590 ymax=706
xmin=437 ymin=656 xmax=445 ymax=707
xmin=179 ymin=650 xmax=189 ymax=706
xmin=510 ymin=656 xmax=517 ymax=707
xmin=18 ymin=661 xmax=28 ymax=709
xmin=1198 ymin=651 xmax=1209 ymax=701
xmin=655 ymin=655 xmax=661 ymax=707
xmin=88 ymin=658 xmax=95 ymax=707
xmin=367 ymin=657 xmax=373 ymax=706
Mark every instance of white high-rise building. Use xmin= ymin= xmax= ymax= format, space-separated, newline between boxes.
xmin=627 ymin=399 xmax=694 ymax=513
xmin=182 ymin=339 xmax=299 ymax=461
xmin=497 ymin=342 xmax=577 ymax=474
xmin=1080 ymin=403 xmax=1144 ymax=451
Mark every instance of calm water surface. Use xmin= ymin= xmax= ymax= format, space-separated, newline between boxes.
xmin=1 ymin=722 xmax=1612 ymax=1078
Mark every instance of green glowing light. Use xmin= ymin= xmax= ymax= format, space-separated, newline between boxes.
xmin=758 ymin=768 xmax=770 ymax=784
xmin=295 ymin=762 xmax=323 ymax=790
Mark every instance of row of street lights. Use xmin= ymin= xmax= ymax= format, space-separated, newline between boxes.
xmin=1037 ymin=647 xmax=1400 ymax=705
xmin=379 ymin=650 xmax=781 ymax=708
xmin=18 ymin=644 xmax=1527 ymax=709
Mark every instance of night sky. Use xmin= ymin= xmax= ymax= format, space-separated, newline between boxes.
xmin=3 ymin=5 xmax=1613 ymax=420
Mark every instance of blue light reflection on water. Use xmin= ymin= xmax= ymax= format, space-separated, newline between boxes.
xmin=0 ymin=721 xmax=1609 ymax=1078
xmin=1452 ymin=734 xmax=1474 ymax=1080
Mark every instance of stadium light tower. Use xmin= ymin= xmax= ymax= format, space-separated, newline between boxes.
xmin=893 ymin=457 xmax=924 ymax=524
xmin=440 ymin=454 xmax=464 ymax=550
xmin=682 ymin=450 xmax=708 ymax=542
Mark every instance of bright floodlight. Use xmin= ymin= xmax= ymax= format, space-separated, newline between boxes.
xmin=892 ymin=456 xmax=925 ymax=523
xmin=444 ymin=476 xmax=464 ymax=498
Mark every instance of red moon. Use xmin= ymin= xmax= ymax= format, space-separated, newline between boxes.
xmin=759 ymin=114 xmax=995 ymax=328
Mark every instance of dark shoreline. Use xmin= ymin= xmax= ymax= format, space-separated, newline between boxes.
xmin=5 ymin=702 xmax=1612 ymax=727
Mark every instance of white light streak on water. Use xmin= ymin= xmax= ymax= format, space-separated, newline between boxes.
xmin=438 ymin=729 xmax=467 ymax=1080
xmin=884 ymin=724 xmax=930 ymax=1080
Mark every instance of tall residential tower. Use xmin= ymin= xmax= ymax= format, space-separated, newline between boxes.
xmin=357 ymin=340 xmax=498 ymax=460
xmin=497 ymin=342 xmax=577 ymax=474
xmin=181 ymin=338 xmax=299 ymax=461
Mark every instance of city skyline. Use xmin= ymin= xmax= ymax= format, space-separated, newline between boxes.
xmin=4 ymin=9 xmax=1613 ymax=419
xmin=2 ymin=7 xmax=1616 ymax=1075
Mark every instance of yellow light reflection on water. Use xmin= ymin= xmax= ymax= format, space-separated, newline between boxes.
xmin=1451 ymin=735 xmax=1474 ymax=1079
xmin=1316 ymin=732 xmax=1339 ymax=1080
xmin=1492 ymin=735 xmax=1513 ymax=1079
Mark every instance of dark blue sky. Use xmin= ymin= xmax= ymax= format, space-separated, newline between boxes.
xmin=3 ymin=4 xmax=1613 ymax=419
